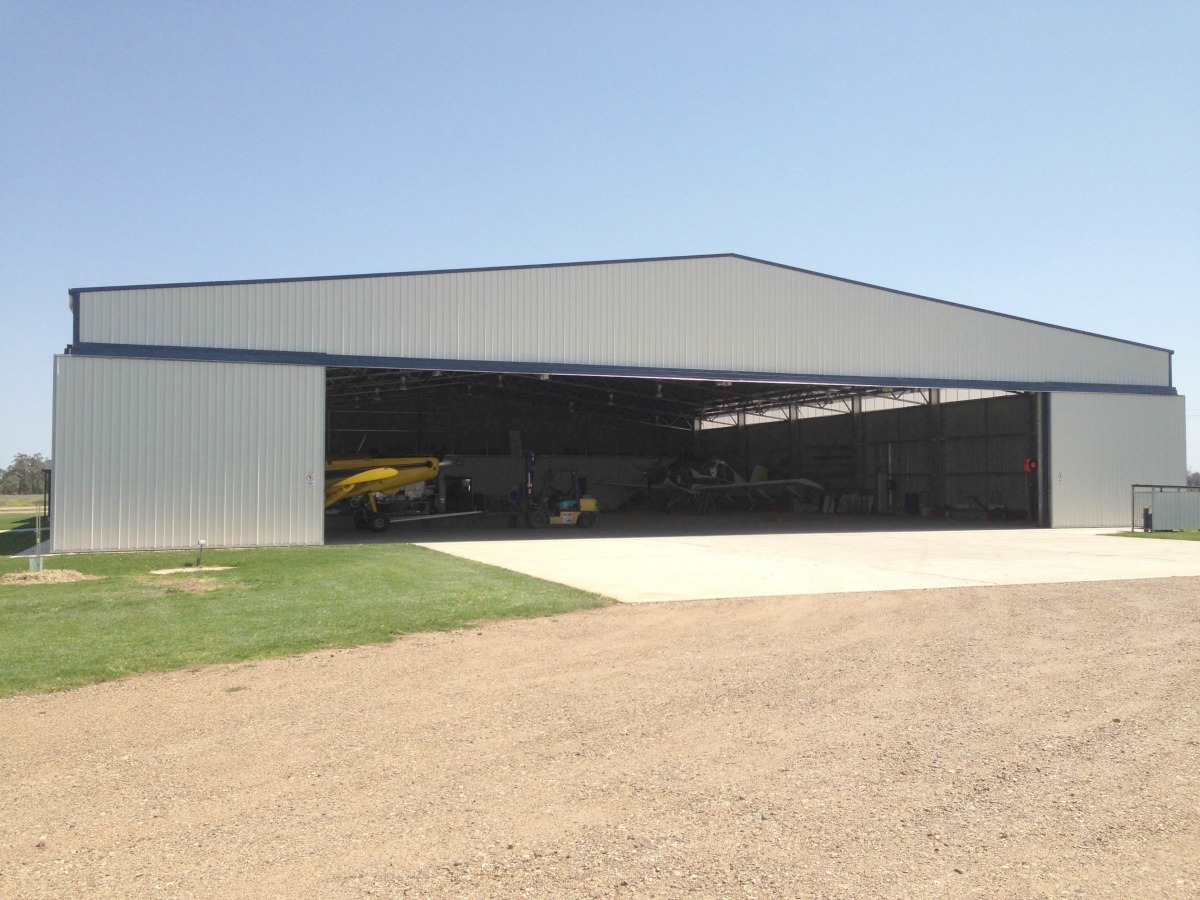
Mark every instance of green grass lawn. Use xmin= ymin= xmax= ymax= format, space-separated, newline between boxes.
xmin=0 ymin=544 xmax=609 ymax=698
xmin=0 ymin=514 xmax=44 ymax=556
xmin=0 ymin=512 xmax=39 ymax=529
xmin=1114 ymin=530 xmax=1200 ymax=541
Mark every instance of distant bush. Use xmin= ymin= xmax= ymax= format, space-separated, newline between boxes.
xmin=0 ymin=453 xmax=50 ymax=495
xmin=1189 ymin=470 xmax=1200 ymax=488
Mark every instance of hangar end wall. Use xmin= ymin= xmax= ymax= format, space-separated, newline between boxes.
xmin=75 ymin=255 xmax=1173 ymax=392
xmin=51 ymin=356 xmax=324 ymax=552
xmin=1048 ymin=392 xmax=1186 ymax=527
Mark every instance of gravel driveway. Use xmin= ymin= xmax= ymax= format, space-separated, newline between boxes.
xmin=3 ymin=577 xmax=1198 ymax=898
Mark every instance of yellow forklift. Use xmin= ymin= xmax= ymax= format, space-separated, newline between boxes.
xmin=521 ymin=452 xmax=599 ymax=529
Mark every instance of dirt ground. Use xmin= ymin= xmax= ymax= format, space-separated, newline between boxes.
xmin=2 ymin=577 xmax=1198 ymax=899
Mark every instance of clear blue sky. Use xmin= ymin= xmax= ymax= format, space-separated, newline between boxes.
xmin=2 ymin=1 xmax=1197 ymax=470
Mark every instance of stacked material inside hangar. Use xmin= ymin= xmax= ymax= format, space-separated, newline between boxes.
xmin=52 ymin=254 xmax=1186 ymax=551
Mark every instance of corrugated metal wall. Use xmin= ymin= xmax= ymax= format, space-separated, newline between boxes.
xmin=78 ymin=256 xmax=1171 ymax=390
xmin=51 ymin=356 xmax=324 ymax=551
xmin=1048 ymin=393 xmax=1186 ymax=527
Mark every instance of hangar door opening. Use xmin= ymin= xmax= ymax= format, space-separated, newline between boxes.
xmin=696 ymin=389 xmax=1042 ymax=523
xmin=322 ymin=367 xmax=694 ymax=531
xmin=322 ymin=367 xmax=1043 ymax=530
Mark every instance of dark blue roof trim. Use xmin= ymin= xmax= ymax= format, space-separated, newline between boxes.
xmin=70 ymin=253 xmax=732 ymax=294
xmin=68 ymin=252 xmax=1172 ymax=356
xmin=71 ymin=342 xmax=1179 ymax=397
xmin=69 ymin=289 xmax=80 ymax=346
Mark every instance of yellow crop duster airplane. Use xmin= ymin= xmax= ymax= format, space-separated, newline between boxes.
xmin=324 ymin=457 xmax=442 ymax=531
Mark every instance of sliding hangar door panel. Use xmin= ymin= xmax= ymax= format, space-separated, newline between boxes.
xmin=52 ymin=356 xmax=324 ymax=552
xmin=1048 ymin=392 xmax=1186 ymax=527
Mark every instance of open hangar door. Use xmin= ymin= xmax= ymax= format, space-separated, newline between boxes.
xmin=322 ymin=367 xmax=1043 ymax=531
xmin=323 ymin=367 xmax=693 ymax=528
xmin=697 ymin=388 xmax=1042 ymax=523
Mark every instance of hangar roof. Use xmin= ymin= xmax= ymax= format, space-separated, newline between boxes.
xmin=70 ymin=253 xmax=1174 ymax=396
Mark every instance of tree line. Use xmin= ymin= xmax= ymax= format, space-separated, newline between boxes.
xmin=0 ymin=453 xmax=51 ymax=495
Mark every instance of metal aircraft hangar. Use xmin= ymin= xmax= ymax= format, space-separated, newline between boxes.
xmin=51 ymin=254 xmax=1186 ymax=552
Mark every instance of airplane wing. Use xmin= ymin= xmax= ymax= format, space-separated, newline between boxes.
xmin=690 ymin=477 xmax=825 ymax=512
xmin=702 ymin=476 xmax=825 ymax=492
xmin=323 ymin=458 xmax=440 ymax=508
xmin=597 ymin=458 xmax=677 ymax=491
xmin=599 ymin=480 xmax=663 ymax=490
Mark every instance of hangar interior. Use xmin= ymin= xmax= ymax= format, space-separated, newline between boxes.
xmin=325 ymin=366 xmax=1039 ymax=521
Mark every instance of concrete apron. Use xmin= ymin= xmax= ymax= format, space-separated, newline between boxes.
xmin=418 ymin=528 xmax=1200 ymax=603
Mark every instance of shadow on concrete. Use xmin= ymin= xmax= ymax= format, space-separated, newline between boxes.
xmin=323 ymin=509 xmax=1037 ymax=546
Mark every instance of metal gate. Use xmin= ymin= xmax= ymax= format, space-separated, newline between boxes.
xmin=1131 ymin=484 xmax=1200 ymax=532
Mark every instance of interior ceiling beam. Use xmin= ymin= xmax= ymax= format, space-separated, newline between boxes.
xmin=326 ymin=367 xmax=1013 ymax=425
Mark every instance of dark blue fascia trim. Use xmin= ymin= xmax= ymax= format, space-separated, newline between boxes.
xmin=69 ymin=289 xmax=80 ymax=345
xmin=71 ymin=342 xmax=1179 ymax=397
xmin=68 ymin=253 xmax=732 ymax=295
xmin=68 ymin=252 xmax=1172 ymax=355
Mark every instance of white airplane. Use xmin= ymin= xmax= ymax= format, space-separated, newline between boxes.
xmin=607 ymin=459 xmax=825 ymax=513
xmin=669 ymin=459 xmax=825 ymax=513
